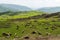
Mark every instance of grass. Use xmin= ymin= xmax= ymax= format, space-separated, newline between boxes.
xmin=0 ymin=11 xmax=60 ymax=40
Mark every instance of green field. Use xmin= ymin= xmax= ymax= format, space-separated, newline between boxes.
xmin=0 ymin=11 xmax=60 ymax=40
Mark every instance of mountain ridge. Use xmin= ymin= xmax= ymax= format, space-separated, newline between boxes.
xmin=37 ymin=7 xmax=60 ymax=13
xmin=0 ymin=4 xmax=31 ymax=12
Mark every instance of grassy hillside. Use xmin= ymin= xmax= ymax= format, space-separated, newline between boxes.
xmin=0 ymin=11 xmax=60 ymax=40
xmin=0 ymin=11 xmax=45 ymax=20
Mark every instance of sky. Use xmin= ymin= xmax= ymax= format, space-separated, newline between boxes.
xmin=0 ymin=0 xmax=60 ymax=9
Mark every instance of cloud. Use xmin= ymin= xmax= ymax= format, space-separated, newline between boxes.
xmin=0 ymin=0 xmax=60 ymax=9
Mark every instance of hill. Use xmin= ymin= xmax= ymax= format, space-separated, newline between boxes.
xmin=10 ymin=12 xmax=60 ymax=21
xmin=37 ymin=7 xmax=60 ymax=13
xmin=0 ymin=4 xmax=31 ymax=12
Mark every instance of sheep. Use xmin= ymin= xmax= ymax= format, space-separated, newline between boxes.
xmin=16 ymin=25 xmax=19 ymax=30
xmin=38 ymin=32 xmax=42 ymax=35
xmin=2 ymin=32 xmax=12 ymax=38
xmin=31 ymin=31 xmax=36 ymax=34
xmin=24 ymin=36 xmax=29 ymax=39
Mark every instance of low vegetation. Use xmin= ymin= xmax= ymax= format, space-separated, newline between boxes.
xmin=0 ymin=11 xmax=60 ymax=40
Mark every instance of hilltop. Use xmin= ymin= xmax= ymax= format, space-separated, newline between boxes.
xmin=37 ymin=7 xmax=60 ymax=13
xmin=0 ymin=4 xmax=31 ymax=12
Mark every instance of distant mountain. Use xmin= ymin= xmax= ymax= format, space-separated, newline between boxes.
xmin=37 ymin=7 xmax=60 ymax=13
xmin=0 ymin=4 xmax=31 ymax=12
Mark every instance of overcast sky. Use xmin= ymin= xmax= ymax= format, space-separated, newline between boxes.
xmin=0 ymin=0 xmax=60 ymax=9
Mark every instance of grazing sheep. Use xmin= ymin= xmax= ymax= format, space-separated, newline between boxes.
xmin=16 ymin=25 xmax=19 ymax=30
xmin=31 ymin=31 xmax=36 ymax=34
xmin=38 ymin=32 xmax=42 ymax=35
xmin=24 ymin=36 xmax=29 ymax=39
xmin=2 ymin=32 xmax=12 ymax=38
